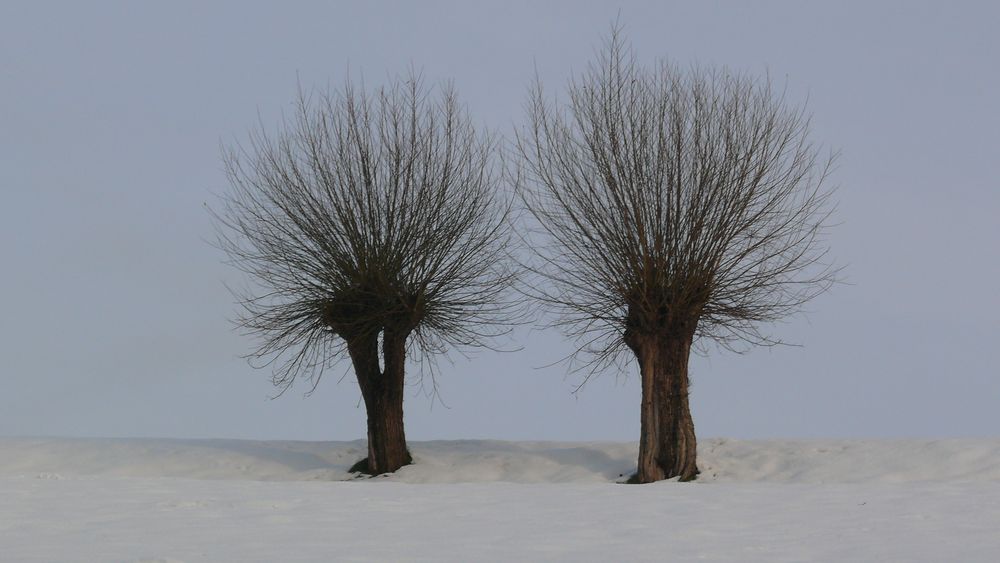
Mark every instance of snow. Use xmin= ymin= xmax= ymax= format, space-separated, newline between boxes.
xmin=3 ymin=437 xmax=1000 ymax=561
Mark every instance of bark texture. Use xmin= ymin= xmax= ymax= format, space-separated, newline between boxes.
xmin=348 ymin=330 xmax=412 ymax=475
xmin=627 ymin=333 xmax=699 ymax=483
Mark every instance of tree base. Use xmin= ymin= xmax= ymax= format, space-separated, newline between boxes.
xmin=348 ymin=452 xmax=413 ymax=476
xmin=624 ymin=468 xmax=699 ymax=484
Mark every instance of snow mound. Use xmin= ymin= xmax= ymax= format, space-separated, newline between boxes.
xmin=2 ymin=437 xmax=999 ymax=483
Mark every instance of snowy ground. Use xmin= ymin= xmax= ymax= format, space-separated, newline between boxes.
xmin=2 ymin=438 xmax=1000 ymax=561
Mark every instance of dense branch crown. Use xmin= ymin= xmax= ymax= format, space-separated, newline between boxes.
xmin=216 ymin=76 xmax=514 ymax=389
xmin=518 ymin=33 xmax=836 ymax=366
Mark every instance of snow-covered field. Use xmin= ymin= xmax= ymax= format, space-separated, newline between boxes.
xmin=3 ymin=438 xmax=1000 ymax=561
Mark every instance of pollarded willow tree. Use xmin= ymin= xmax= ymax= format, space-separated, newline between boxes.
xmin=518 ymin=32 xmax=837 ymax=483
xmin=216 ymin=76 xmax=516 ymax=475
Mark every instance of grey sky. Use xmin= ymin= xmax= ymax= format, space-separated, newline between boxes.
xmin=1 ymin=1 xmax=998 ymax=442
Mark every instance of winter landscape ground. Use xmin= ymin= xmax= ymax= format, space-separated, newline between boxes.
xmin=3 ymin=438 xmax=1000 ymax=562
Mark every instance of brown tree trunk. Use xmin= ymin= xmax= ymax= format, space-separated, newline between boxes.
xmin=630 ymin=333 xmax=698 ymax=483
xmin=347 ymin=330 xmax=411 ymax=475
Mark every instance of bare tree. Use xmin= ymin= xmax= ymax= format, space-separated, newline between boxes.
xmin=215 ymin=75 xmax=515 ymax=475
xmin=517 ymin=31 xmax=837 ymax=483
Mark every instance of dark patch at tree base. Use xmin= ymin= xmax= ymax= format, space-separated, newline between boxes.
xmin=348 ymin=452 xmax=413 ymax=476
xmin=348 ymin=457 xmax=371 ymax=474
xmin=624 ymin=470 xmax=699 ymax=484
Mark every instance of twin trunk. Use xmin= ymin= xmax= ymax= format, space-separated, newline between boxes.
xmin=631 ymin=333 xmax=699 ymax=483
xmin=348 ymin=330 xmax=411 ymax=475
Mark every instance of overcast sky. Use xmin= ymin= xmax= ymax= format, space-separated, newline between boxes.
xmin=1 ymin=1 xmax=998 ymax=442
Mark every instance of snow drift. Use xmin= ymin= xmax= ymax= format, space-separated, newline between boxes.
xmin=3 ymin=437 xmax=1000 ymax=483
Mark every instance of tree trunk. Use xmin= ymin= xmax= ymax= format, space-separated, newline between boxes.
xmin=347 ymin=330 xmax=411 ymax=475
xmin=630 ymin=333 xmax=698 ymax=483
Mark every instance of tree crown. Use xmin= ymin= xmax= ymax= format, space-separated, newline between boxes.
xmin=216 ymin=75 xmax=516 ymax=391
xmin=517 ymin=32 xmax=837 ymax=373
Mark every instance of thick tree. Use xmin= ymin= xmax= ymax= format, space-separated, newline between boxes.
xmin=517 ymin=32 xmax=837 ymax=483
xmin=216 ymin=76 xmax=515 ymax=475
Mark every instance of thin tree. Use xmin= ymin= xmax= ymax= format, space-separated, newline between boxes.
xmin=215 ymin=75 xmax=515 ymax=475
xmin=517 ymin=32 xmax=837 ymax=483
